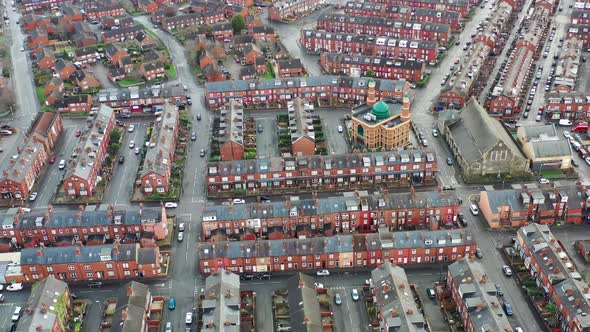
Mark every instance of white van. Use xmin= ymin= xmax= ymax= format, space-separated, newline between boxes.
xmin=11 ymin=306 xmax=22 ymax=322
xmin=559 ymin=119 xmax=573 ymax=126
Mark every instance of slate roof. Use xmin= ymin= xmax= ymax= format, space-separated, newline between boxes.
xmin=441 ymin=98 xmax=522 ymax=162
xmin=553 ymin=278 xmax=590 ymax=330
xmin=234 ymin=34 xmax=254 ymax=45
xmin=64 ymin=105 xmax=114 ymax=181
xmin=300 ymin=29 xmax=437 ymax=50
xmin=74 ymin=46 xmax=98 ymax=57
xmin=199 ymin=228 xmax=474 ymax=259
xmin=0 ymin=138 xmax=45 ymax=185
xmin=323 ymin=53 xmax=424 ymax=70
xmin=448 ymin=258 xmax=512 ymax=332
xmin=15 ymin=277 xmax=68 ymax=332
xmin=218 ymin=100 xmax=244 ymax=146
xmin=201 ymin=269 xmax=240 ymax=331
xmin=288 ymin=98 xmax=315 ymax=144
xmin=371 ymin=262 xmax=425 ymax=331
xmin=239 ymin=65 xmax=256 ymax=78
xmin=20 ymin=243 xmax=139 ymax=265
xmin=318 ymin=13 xmax=451 ymax=34
xmin=140 ymin=102 xmax=178 ymax=178
xmin=111 ymin=281 xmax=150 ymax=332
xmin=286 ymin=273 xmax=324 ymax=331
xmin=278 ymin=58 xmax=302 ymax=70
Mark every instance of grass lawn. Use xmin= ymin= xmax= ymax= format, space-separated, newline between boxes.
xmin=63 ymin=82 xmax=73 ymax=88
xmin=36 ymin=86 xmax=45 ymax=105
xmin=262 ymin=62 xmax=275 ymax=78
xmin=540 ymin=169 xmax=564 ymax=178
xmin=165 ymin=65 xmax=177 ymax=79
xmin=118 ymin=79 xmax=145 ymax=87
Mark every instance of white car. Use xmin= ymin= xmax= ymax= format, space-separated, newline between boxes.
xmin=585 ymin=157 xmax=590 ymax=166
xmin=59 ymin=159 xmax=66 ymax=170
xmin=563 ymin=131 xmax=571 ymax=139
xmin=316 ymin=269 xmax=330 ymax=276
xmin=165 ymin=322 xmax=172 ymax=332
xmin=19 ymin=207 xmax=31 ymax=213
xmin=29 ymin=192 xmax=38 ymax=202
xmin=129 ymin=140 xmax=135 ymax=148
xmin=134 ymin=147 xmax=140 ymax=154
xmin=469 ymin=204 xmax=479 ymax=216
xmin=233 ymin=198 xmax=245 ymax=204
xmin=502 ymin=265 xmax=512 ymax=276
xmin=314 ymin=283 xmax=325 ymax=289
xmin=351 ymin=288 xmax=360 ymax=301
xmin=128 ymin=124 xmax=135 ymax=133
xmin=0 ymin=284 xmax=4 ymax=291
xmin=164 ymin=202 xmax=177 ymax=208
xmin=178 ymin=223 xmax=185 ymax=231
xmin=337 ymin=125 xmax=343 ymax=133
xmin=7 ymin=283 xmax=23 ymax=291
xmin=185 ymin=312 xmax=193 ymax=324
xmin=538 ymin=178 xmax=550 ymax=184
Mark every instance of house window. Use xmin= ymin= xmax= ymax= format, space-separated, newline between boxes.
xmin=123 ymin=263 xmax=129 ymax=268
xmin=124 ymin=270 xmax=131 ymax=276
xmin=107 ymin=271 xmax=115 ymax=277
xmin=84 ymin=265 xmax=91 ymax=271
xmin=30 ymin=267 xmax=37 ymax=272
xmin=68 ymin=265 xmax=75 ymax=271
xmin=32 ymin=274 xmax=39 ymax=280
xmin=106 ymin=263 xmax=113 ymax=269
xmin=86 ymin=272 xmax=93 ymax=278
xmin=70 ymin=272 xmax=78 ymax=279
xmin=47 ymin=267 xmax=53 ymax=272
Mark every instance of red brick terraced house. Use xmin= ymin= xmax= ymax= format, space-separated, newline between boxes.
xmin=206 ymin=149 xmax=437 ymax=197
xmin=438 ymin=2 xmax=513 ymax=108
xmin=0 ymin=206 xmax=169 ymax=250
xmin=22 ymin=0 xmax=68 ymax=12
xmin=201 ymin=190 xmax=461 ymax=241
xmin=55 ymin=94 xmax=93 ymax=113
xmin=85 ymin=5 xmax=126 ymax=20
xmin=219 ymin=100 xmax=245 ymax=161
xmin=226 ymin=0 xmax=253 ymax=7
xmin=567 ymin=25 xmax=590 ymax=48
xmin=487 ymin=4 xmax=550 ymax=118
xmin=140 ymin=61 xmax=166 ymax=81
xmin=140 ymin=103 xmax=179 ymax=195
xmin=63 ymin=105 xmax=115 ymax=198
xmin=575 ymin=239 xmax=590 ymax=263
xmin=22 ymin=15 xmax=50 ymax=32
xmin=198 ymin=228 xmax=476 ymax=275
xmin=212 ymin=22 xmax=234 ymax=42
xmin=299 ymin=30 xmax=439 ymax=64
xmin=18 ymin=243 xmax=163 ymax=283
xmin=571 ymin=9 xmax=590 ymax=25
xmin=101 ymin=25 xmax=144 ymax=43
xmin=204 ymin=75 xmax=410 ymax=109
xmin=268 ymin=0 xmax=326 ymax=22
xmin=110 ymin=281 xmax=166 ymax=332
xmin=316 ymin=13 xmax=451 ymax=43
xmin=544 ymin=93 xmax=590 ymax=121
xmin=277 ymin=59 xmax=304 ymax=78
xmin=28 ymin=28 xmax=50 ymax=49
xmin=251 ymin=25 xmax=276 ymax=43
xmin=200 ymin=270 xmax=242 ymax=330
xmin=413 ymin=8 xmax=463 ymax=31
xmin=16 ymin=277 xmax=71 ymax=332
xmin=95 ymin=86 xmax=187 ymax=111
xmin=160 ymin=12 xmax=224 ymax=31
xmin=447 ymin=257 xmax=513 ymax=332
xmin=370 ymin=262 xmax=426 ymax=331
xmin=516 ymin=223 xmax=590 ymax=332
xmin=378 ymin=0 xmax=470 ymax=16
xmin=30 ymin=111 xmax=63 ymax=158
xmin=344 ymin=2 xmax=413 ymax=21
xmin=478 ymin=185 xmax=590 ymax=228
xmin=0 ymin=140 xmax=47 ymax=200
xmin=320 ymin=53 xmax=425 ymax=82
xmin=74 ymin=46 xmax=101 ymax=64
xmin=287 ymin=98 xmax=316 ymax=156
xmin=33 ymin=48 xmax=56 ymax=70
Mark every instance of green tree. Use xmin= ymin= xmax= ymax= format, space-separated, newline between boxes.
xmin=109 ymin=128 xmax=121 ymax=143
xmin=108 ymin=143 xmax=120 ymax=155
xmin=231 ymin=14 xmax=246 ymax=33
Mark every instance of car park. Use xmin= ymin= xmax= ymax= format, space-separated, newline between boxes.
xmin=317 ymin=269 xmax=330 ymax=276
xmin=351 ymin=289 xmax=360 ymax=301
xmin=502 ymin=265 xmax=512 ymax=276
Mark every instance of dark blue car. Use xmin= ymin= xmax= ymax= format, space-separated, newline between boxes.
xmin=503 ymin=302 xmax=513 ymax=316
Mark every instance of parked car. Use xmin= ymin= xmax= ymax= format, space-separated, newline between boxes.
xmin=129 ymin=140 xmax=135 ymax=148
xmin=496 ymin=284 xmax=503 ymax=296
xmin=502 ymin=265 xmax=512 ymax=276
xmin=48 ymin=155 xmax=56 ymax=164
xmin=503 ymin=302 xmax=513 ymax=316
xmin=128 ymin=124 xmax=135 ymax=132
xmin=538 ymin=178 xmax=550 ymax=184
xmin=475 ymin=248 xmax=483 ymax=258
xmin=233 ymin=198 xmax=246 ymax=204
xmin=7 ymin=283 xmax=22 ymax=292
xmin=337 ymin=125 xmax=343 ymax=133
xmin=199 ymin=149 xmax=205 ymax=157
xmin=88 ymin=281 xmax=102 ymax=288
xmin=240 ymin=274 xmax=255 ymax=281
xmin=135 ymin=147 xmax=140 ymax=155
xmin=29 ymin=192 xmax=38 ymax=202
xmin=426 ymin=288 xmax=436 ymax=299
xmin=118 ymin=156 xmax=125 ymax=164
xmin=351 ymin=289 xmax=360 ymax=301
xmin=190 ymin=132 xmax=196 ymax=141
xmin=168 ymin=298 xmax=176 ymax=310
xmin=165 ymin=322 xmax=173 ymax=332
xmin=185 ymin=312 xmax=193 ymax=324
xmin=177 ymin=232 xmax=184 ymax=242
xmin=259 ymin=196 xmax=271 ymax=202
xmin=75 ymin=130 xmax=81 ymax=137
xmin=259 ymin=273 xmax=272 ymax=279
xmin=178 ymin=223 xmax=185 ymax=231
xmin=11 ymin=307 xmax=22 ymax=322
xmin=316 ymin=269 xmax=330 ymax=276
xmin=165 ymin=202 xmax=178 ymax=208
xmin=334 ymin=293 xmax=342 ymax=305
xmin=469 ymin=204 xmax=479 ymax=215
xmin=59 ymin=159 xmax=66 ymax=170
xmin=446 ymin=157 xmax=453 ymax=165
xmin=432 ymin=128 xmax=438 ymax=137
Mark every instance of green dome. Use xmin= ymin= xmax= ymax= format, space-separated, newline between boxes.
xmin=372 ymin=100 xmax=390 ymax=120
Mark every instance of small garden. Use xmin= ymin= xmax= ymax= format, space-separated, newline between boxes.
xmin=272 ymin=289 xmax=291 ymax=331
xmin=240 ymin=291 xmax=256 ymax=330
xmin=69 ymin=299 xmax=89 ymax=332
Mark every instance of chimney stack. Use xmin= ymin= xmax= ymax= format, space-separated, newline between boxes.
xmin=75 ymin=246 xmax=81 ymax=256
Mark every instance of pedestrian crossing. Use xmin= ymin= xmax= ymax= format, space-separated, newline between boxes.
xmin=0 ymin=302 xmax=24 ymax=307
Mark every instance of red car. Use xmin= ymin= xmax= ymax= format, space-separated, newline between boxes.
xmin=75 ymin=130 xmax=81 ymax=137
xmin=48 ymin=155 xmax=56 ymax=164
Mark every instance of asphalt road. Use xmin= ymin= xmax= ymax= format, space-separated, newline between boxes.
xmin=254 ymin=116 xmax=281 ymax=159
